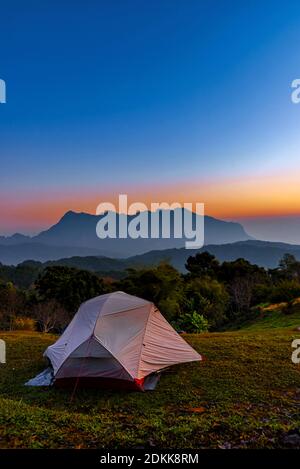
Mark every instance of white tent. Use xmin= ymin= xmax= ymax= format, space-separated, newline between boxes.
xmin=44 ymin=291 xmax=202 ymax=391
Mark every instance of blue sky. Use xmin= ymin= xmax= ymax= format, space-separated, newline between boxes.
xmin=1 ymin=1 xmax=300 ymax=236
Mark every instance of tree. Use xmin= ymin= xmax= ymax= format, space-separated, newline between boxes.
xmin=218 ymin=258 xmax=269 ymax=321
xmin=278 ymin=254 xmax=300 ymax=280
xmin=35 ymin=266 xmax=108 ymax=314
xmin=219 ymin=258 xmax=267 ymax=284
xmin=0 ymin=261 xmax=42 ymax=289
xmin=33 ymin=299 xmax=68 ymax=333
xmin=270 ymin=279 xmax=300 ymax=304
xmin=229 ymin=276 xmax=254 ymax=314
xmin=0 ymin=282 xmax=25 ymax=330
xmin=118 ymin=263 xmax=184 ymax=321
xmin=182 ymin=277 xmax=229 ymax=329
xmin=185 ymin=252 xmax=220 ymax=278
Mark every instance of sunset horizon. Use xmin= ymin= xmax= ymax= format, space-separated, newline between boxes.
xmin=2 ymin=2 xmax=300 ymax=242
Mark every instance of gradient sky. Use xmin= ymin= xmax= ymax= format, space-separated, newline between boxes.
xmin=1 ymin=1 xmax=300 ymax=238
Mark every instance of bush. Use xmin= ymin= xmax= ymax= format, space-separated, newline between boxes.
xmin=11 ymin=316 xmax=36 ymax=331
xmin=251 ymin=284 xmax=274 ymax=306
xmin=270 ymin=280 xmax=300 ymax=303
xmin=177 ymin=311 xmax=209 ymax=333
xmin=118 ymin=263 xmax=184 ymax=322
xmin=183 ymin=278 xmax=229 ymax=329
xmin=33 ymin=299 xmax=69 ymax=333
xmin=158 ymin=297 xmax=181 ymax=320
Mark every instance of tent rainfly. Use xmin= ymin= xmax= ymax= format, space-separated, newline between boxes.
xmin=44 ymin=291 xmax=203 ymax=391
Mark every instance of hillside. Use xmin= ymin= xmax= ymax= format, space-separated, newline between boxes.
xmin=238 ymin=299 xmax=300 ymax=331
xmin=0 ymin=328 xmax=299 ymax=448
xmin=32 ymin=240 xmax=300 ymax=272
xmin=0 ymin=243 xmax=109 ymax=266
xmin=129 ymin=240 xmax=300 ymax=271
xmin=3 ymin=239 xmax=300 ymax=288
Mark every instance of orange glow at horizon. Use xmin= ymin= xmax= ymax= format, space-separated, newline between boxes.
xmin=1 ymin=172 xmax=300 ymax=233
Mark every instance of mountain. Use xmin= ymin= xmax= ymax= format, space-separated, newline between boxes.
xmin=3 ymin=240 xmax=300 ymax=289
xmin=0 ymin=209 xmax=251 ymax=264
xmin=0 ymin=243 xmax=108 ymax=266
xmin=0 ymin=233 xmax=31 ymax=245
xmin=35 ymin=210 xmax=251 ymax=252
xmin=34 ymin=240 xmax=300 ymax=273
xmin=129 ymin=240 xmax=300 ymax=271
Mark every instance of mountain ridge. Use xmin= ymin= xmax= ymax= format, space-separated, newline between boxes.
xmin=0 ymin=209 xmax=252 ymax=264
xmin=2 ymin=239 xmax=300 ymax=272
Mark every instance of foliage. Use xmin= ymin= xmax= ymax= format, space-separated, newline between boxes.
xmin=270 ymin=279 xmax=300 ymax=304
xmin=217 ymin=258 xmax=269 ymax=323
xmin=237 ymin=300 xmax=300 ymax=331
xmin=32 ymin=299 xmax=69 ymax=333
xmin=251 ymin=283 xmax=274 ymax=306
xmin=177 ymin=311 xmax=209 ymax=333
xmin=278 ymin=253 xmax=300 ymax=279
xmin=11 ymin=317 xmax=36 ymax=331
xmin=0 ymin=282 xmax=26 ymax=330
xmin=118 ymin=262 xmax=183 ymax=322
xmin=183 ymin=277 xmax=229 ymax=329
xmin=0 ymin=261 xmax=43 ymax=289
xmin=1 ymin=251 xmax=300 ymax=332
xmin=185 ymin=251 xmax=220 ymax=278
xmin=219 ymin=258 xmax=267 ymax=284
xmin=35 ymin=266 xmax=108 ymax=314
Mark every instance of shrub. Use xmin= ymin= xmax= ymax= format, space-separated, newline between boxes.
xmin=118 ymin=263 xmax=183 ymax=322
xmin=33 ymin=299 xmax=69 ymax=333
xmin=270 ymin=280 xmax=300 ymax=303
xmin=183 ymin=278 xmax=229 ymax=329
xmin=159 ymin=297 xmax=181 ymax=320
xmin=11 ymin=316 xmax=36 ymax=331
xmin=251 ymin=284 xmax=274 ymax=306
xmin=177 ymin=311 xmax=209 ymax=333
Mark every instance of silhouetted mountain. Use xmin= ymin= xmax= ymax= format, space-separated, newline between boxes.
xmin=129 ymin=240 xmax=300 ymax=271
xmin=3 ymin=240 xmax=300 ymax=289
xmin=31 ymin=210 xmax=252 ymax=251
xmin=32 ymin=240 xmax=300 ymax=273
xmin=0 ymin=210 xmax=251 ymax=264
xmin=0 ymin=233 xmax=31 ymax=245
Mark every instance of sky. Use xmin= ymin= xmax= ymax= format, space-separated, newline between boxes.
xmin=1 ymin=1 xmax=300 ymax=240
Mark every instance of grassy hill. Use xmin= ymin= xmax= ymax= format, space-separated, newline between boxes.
xmin=0 ymin=322 xmax=299 ymax=448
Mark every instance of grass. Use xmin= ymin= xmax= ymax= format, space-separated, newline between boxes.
xmin=240 ymin=300 xmax=300 ymax=331
xmin=0 ymin=316 xmax=300 ymax=448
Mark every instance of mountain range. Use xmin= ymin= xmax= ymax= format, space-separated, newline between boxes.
xmin=40 ymin=239 xmax=300 ymax=273
xmin=0 ymin=210 xmax=251 ymax=264
xmin=1 ymin=210 xmax=299 ymax=271
xmin=3 ymin=240 xmax=300 ymax=288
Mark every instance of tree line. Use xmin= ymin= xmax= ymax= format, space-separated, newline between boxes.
xmin=1 ymin=252 xmax=300 ymax=333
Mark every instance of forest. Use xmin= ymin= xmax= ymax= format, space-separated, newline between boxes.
xmin=1 ymin=251 xmax=300 ymax=334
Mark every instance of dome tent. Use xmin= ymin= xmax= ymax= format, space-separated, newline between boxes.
xmin=44 ymin=291 xmax=202 ymax=391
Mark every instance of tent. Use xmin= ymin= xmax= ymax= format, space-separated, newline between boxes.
xmin=43 ymin=291 xmax=202 ymax=391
